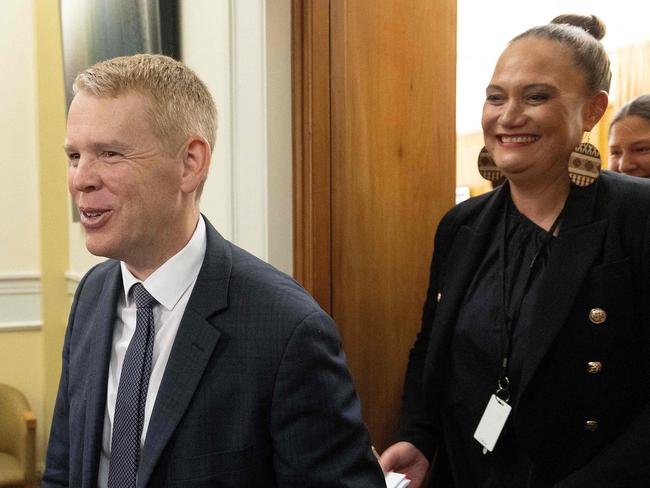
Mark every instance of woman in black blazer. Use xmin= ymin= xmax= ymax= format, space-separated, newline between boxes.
xmin=380 ymin=14 xmax=650 ymax=488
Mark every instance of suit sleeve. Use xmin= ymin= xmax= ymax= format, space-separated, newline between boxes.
xmin=396 ymin=211 xmax=455 ymax=462
xmin=41 ymin=274 xmax=87 ymax=487
xmin=270 ymin=310 xmax=385 ymax=487
xmin=555 ymin=213 xmax=650 ymax=487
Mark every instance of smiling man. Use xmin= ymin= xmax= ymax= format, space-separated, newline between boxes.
xmin=43 ymin=54 xmax=384 ymax=488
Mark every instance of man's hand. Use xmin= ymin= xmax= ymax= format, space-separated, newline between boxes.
xmin=379 ymin=441 xmax=430 ymax=488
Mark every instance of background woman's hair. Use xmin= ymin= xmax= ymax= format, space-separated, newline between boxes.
xmin=610 ymin=94 xmax=650 ymax=128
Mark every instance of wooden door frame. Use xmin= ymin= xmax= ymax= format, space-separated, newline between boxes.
xmin=291 ymin=0 xmax=332 ymax=312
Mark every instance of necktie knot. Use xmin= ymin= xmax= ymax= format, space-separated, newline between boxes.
xmin=131 ymin=283 xmax=157 ymax=309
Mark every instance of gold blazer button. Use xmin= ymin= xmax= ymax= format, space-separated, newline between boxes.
xmin=587 ymin=361 xmax=603 ymax=374
xmin=584 ymin=420 xmax=599 ymax=431
xmin=589 ymin=308 xmax=607 ymax=324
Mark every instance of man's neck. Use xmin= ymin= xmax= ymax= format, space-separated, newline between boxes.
xmin=126 ymin=210 xmax=201 ymax=281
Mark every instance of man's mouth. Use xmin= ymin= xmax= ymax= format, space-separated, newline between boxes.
xmin=78 ymin=207 xmax=112 ymax=228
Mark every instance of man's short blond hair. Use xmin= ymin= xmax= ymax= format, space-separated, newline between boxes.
xmin=73 ymin=54 xmax=217 ymax=156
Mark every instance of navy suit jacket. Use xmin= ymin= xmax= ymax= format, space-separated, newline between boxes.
xmin=398 ymin=172 xmax=650 ymax=487
xmin=43 ymin=218 xmax=384 ymax=487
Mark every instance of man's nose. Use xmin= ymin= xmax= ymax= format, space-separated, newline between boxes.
xmin=70 ymin=156 xmax=101 ymax=192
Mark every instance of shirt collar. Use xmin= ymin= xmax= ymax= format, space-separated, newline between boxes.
xmin=120 ymin=216 xmax=207 ymax=311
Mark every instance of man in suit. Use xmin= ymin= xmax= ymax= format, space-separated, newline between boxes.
xmin=43 ymin=54 xmax=384 ymax=487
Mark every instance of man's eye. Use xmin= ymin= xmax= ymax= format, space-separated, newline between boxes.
xmin=636 ymin=147 xmax=650 ymax=154
xmin=67 ymin=154 xmax=80 ymax=166
xmin=102 ymin=151 xmax=121 ymax=159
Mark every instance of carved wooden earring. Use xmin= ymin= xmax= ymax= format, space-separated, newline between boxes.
xmin=568 ymin=137 xmax=601 ymax=187
xmin=477 ymin=146 xmax=502 ymax=181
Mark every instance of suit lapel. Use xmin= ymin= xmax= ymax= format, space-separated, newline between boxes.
xmin=81 ymin=263 xmax=122 ymax=488
xmin=519 ymin=181 xmax=606 ymax=399
xmin=423 ymin=186 xmax=507 ymax=403
xmin=138 ymin=219 xmax=231 ymax=486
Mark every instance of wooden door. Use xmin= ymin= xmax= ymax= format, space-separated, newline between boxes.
xmin=292 ymin=0 xmax=456 ymax=450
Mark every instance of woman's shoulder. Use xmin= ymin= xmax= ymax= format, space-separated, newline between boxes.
xmin=598 ymin=171 xmax=650 ymax=212
xmin=434 ymin=188 xmax=501 ymax=242
xmin=442 ymin=187 xmax=499 ymax=224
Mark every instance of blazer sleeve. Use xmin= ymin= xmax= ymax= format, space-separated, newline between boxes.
xmin=41 ymin=272 xmax=88 ymax=487
xmin=396 ymin=211 xmax=456 ymax=461
xmin=270 ymin=310 xmax=386 ymax=487
xmin=555 ymin=213 xmax=650 ymax=487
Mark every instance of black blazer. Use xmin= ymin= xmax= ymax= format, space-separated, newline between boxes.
xmin=398 ymin=172 xmax=650 ymax=487
xmin=43 ymin=218 xmax=385 ymax=487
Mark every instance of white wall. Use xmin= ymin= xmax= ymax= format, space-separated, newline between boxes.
xmin=180 ymin=0 xmax=293 ymax=274
xmin=0 ymin=0 xmax=40 ymax=273
xmin=265 ymin=0 xmax=293 ymax=274
xmin=0 ymin=1 xmax=41 ymax=327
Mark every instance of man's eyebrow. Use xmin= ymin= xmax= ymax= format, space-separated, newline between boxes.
xmin=63 ymin=140 xmax=131 ymax=153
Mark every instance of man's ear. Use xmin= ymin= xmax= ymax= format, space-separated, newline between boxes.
xmin=180 ymin=136 xmax=211 ymax=195
xmin=584 ymin=90 xmax=609 ymax=131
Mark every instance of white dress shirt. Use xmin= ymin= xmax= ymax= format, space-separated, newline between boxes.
xmin=98 ymin=216 xmax=207 ymax=487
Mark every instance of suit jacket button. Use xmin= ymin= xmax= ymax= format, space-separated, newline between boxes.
xmin=587 ymin=361 xmax=603 ymax=374
xmin=437 ymin=292 xmax=442 ymax=303
xmin=584 ymin=420 xmax=599 ymax=431
xmin=589 ymin=308 xmax=607 ymax=324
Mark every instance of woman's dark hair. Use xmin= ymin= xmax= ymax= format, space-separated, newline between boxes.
xmin=511 ymin=14 xmax=611 ymax=93
xmin=610 ymin=94 xmax=650 ymax=128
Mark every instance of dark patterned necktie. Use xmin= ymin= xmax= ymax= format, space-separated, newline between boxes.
xmin=108 ymin=283 xmax=157 ymax=488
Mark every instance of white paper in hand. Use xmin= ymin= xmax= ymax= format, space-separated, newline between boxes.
xmin=385 ymin=471 xmax=411 ymax=488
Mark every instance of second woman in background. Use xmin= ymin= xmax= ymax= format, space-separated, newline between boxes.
xmin=608 ymin=94 xmax=650 ymax=177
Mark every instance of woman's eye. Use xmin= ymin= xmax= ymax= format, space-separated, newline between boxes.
xmin=485 ymin=94 xmax=504 ymax=104
xmin=527 ymin=93 xmax=548 ymax=103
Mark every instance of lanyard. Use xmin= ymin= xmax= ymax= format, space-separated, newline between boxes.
xmin=496 ymin=198 xmax=565 ymax=402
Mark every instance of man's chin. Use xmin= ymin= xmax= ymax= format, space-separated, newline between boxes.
xmin=84 ymin=239 xmax=118 ymax=260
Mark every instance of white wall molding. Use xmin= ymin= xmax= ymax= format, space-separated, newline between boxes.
xmin=65 ymin=271 xmax=83 ymax=297
xmin=0 ymin=272 xmax=42 ymax=331
xmin=229 ymin=0 xmax=268 ymax=260
xmin=0 ymin=321 xmax=42 ymax=332
xmin=0 ymin=272 xmax=41 ymax=294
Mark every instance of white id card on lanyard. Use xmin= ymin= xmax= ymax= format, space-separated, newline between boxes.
xmin=473 ymin=394 xmax=512 ymax=454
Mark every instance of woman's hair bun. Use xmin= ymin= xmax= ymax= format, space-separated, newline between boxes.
xmin=551 ymin=14 xmax=606 ymax=40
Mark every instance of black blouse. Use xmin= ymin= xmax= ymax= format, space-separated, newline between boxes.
xmin=440 ymin=193 xmax=559 ymax=488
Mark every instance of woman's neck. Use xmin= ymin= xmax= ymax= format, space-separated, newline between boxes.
xmin=508 ymin=172 xmax=571 ymax=232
